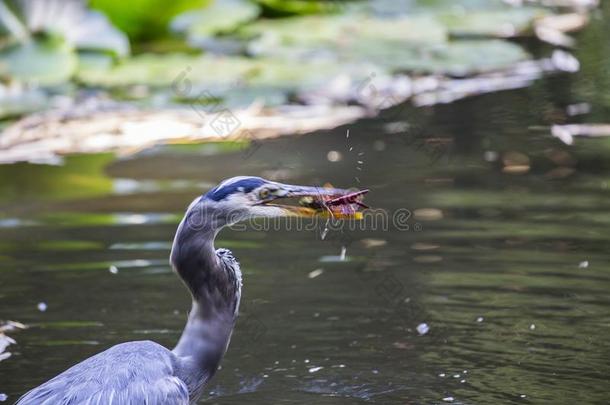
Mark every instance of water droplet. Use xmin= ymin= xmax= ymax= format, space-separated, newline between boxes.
xmin=109 ymin=265 xmax=119 ymax=274
xmin=416 ymin=323 xmax=430 ymax=335
xmin=308 ymin=366 xmax=323 ymax=373
xmin=327 ymin=150 xmax=342 ymax=162
xmin=339 ymin=246 xmax=347 ymax=261
xmin=529 ymin=324 xmax=536 ymax=330
xmin=578 ymin=261 xmax=589 ymax=269
xmin=484 ymin=150 xmax=498 ymax=162
xmin=37 ymin=302 xmax=47 ymax=312
xmin=442 ymin=396 xmax=454 ymax=402
xmin=373 ymin=140 xmax=386 ymax=151
xmin=476 ymin=317 xmax=484 ymax=323
xmin=308 ymin=269 xmax=324 ymax=279
xmin=321 ymin=219 xmax=330 ymax=240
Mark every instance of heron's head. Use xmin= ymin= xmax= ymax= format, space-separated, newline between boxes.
xmin=189 ymin=176 xmax=365 ymax=228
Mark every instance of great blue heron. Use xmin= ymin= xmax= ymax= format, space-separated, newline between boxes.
xmin=16 ymin=176 xmax=363 ymax=405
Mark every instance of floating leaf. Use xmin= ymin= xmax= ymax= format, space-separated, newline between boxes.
xmin=77 ymin=53 xmax=254 ymax=90
xmin=0 ymin=38 xmax=78 ymax=85
xmin=341 ymin=39 xmax=531 ymax=75
xmin=439 ymin=8 xmax=548 ymax=38
xmin=242 ymin=14 xmax=447 ymax=58
xmin=77 ymin=51 xmax=378 ymax=100
xmin=246 ymin=57 xmax=378 ymax=92
xmin=172 ymin=0 xmax=260 ymax=43
xmin=221 ymin=85 xmax=288 ymax=108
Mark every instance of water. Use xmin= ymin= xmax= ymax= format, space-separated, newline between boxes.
xmin=2 ymin=9 xmax=610 ymax=405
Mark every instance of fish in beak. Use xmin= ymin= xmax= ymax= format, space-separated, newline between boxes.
xmin=260 ymin=184 xmax=369 ymax=219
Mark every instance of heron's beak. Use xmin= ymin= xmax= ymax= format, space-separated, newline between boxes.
xmin=261 ymin=184 xmax=369 ymax=219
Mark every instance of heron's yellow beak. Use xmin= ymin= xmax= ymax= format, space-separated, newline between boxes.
xmin=261 ymin=184 xmax=368 ymax=219
xmin=279 ymin=206 xmax=364 ymax=219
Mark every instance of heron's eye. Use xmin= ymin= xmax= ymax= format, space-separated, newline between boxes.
xmin=259 ymin=189 xmax=270 ymax=199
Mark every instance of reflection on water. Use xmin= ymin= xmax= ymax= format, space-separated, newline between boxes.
xmin=2 ymin=7 xmax=610 ymax=405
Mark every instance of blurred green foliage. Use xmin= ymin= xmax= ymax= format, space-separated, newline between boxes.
xmin=90 ymin=0 xmax=209 ymax=41
xmin=0 ymin=0 xmax=591 ymax=126
xmin=253 ymin=0 xmax=342 ymax=16
xmin=0 ymin=154 xmax=114 ymax=201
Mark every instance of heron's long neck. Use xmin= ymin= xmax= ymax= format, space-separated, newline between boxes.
xmin=170 ymin=213 xmax=239 ymax=389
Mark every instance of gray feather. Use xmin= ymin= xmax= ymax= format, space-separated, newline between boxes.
xmin=16 ymin=341 xmax=190 ymax=405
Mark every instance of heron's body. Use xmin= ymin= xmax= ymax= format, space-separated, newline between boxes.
xmin=17 ymin=341 xmax=189 ymax=404
xmin=17 ymin=176 xmax=360 ymax=404
xmin=18 ymin=247 xmax=241 ymax=405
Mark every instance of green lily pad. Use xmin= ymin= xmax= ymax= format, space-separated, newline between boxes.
xmin=342 ymin=39 xmax=531 ymax=75
xmin=246 ymin=57 xmax=378 ymax=90
xmin=77 ymin=53 xmax=254 ymax=90
xmin=172 ymin=0 xmax=260 ymax=39
xmin=241 ymin=12 xmax=529 ymax=76
xmin=77 ymin=51 xmax=378 ymax=99
xmin=439 ymin=8 xmax=548 ymax=37
xmin=0 ymin=39 xmax=78 ymax=85
xmin=221 ymin=85 xmax=288 ymax=108
xmin=77 ymin=51 xmax=115 ymax=73
xmin=355 ymin=0 xmax=518 ymax=15
xmin=242 ymin=14 xmax=447 ymax=56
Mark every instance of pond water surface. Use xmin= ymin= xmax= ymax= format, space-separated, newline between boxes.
xmin=2 ymin=6 xmax=610 ymax=405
